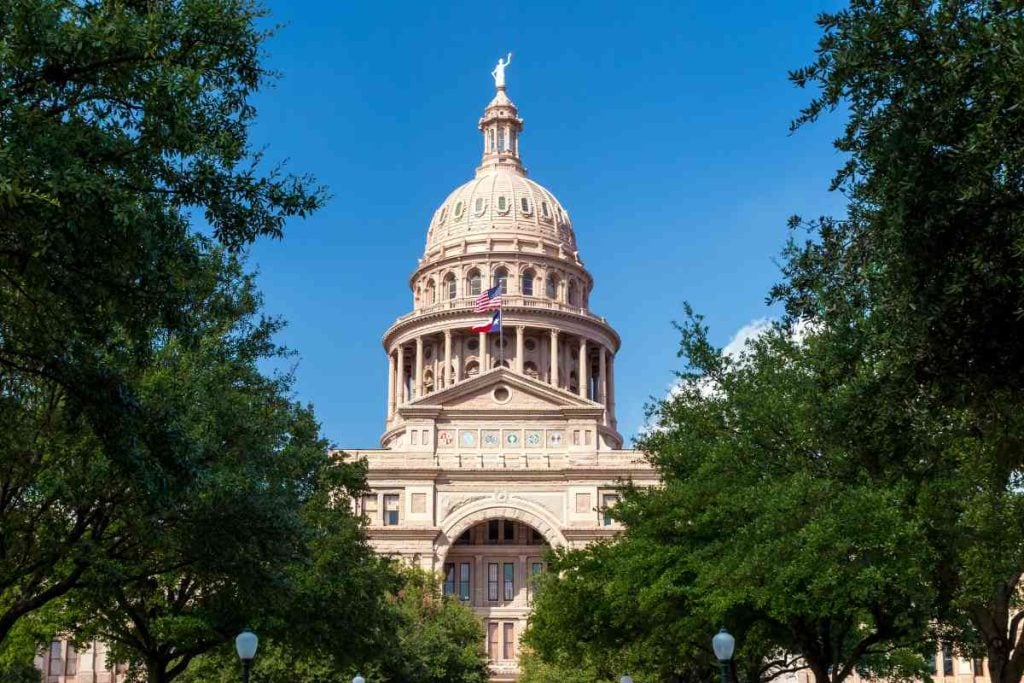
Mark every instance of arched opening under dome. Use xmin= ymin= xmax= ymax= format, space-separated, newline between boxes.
xmin=442 ymin=519 xmax=549 ymax=602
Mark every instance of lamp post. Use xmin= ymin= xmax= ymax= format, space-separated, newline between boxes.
xmin=235 ymin=629 xmax=258 ymax=683
xmin=712 ymin=627 xmax=736 ymax=683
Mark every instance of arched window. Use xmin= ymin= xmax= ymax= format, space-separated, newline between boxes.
xmin=546 ymin=275 xmax=560 ymax=300
xmin=466 ymin=360 xmax=480 ymax=377
xmin=498 ymin=128 xmax=507 ymax=152
xmin=492 ymin=359 xmax=511 ymax=369
xmin=497 ymin=196 xmax=507 ymax=212
xmin=493 ymin=267 xmax=509 ymax=294
xmin=467 ymin=269 xmax=482 ymax=297
xmin=424 ymin=370 xmax=434 ymax=393
xmin=521 ymin=269 xmax=535 ymax=296
xmin=444 ymin=273 xmax=457 ymax=300
xmin=524 ymin=361 xmax=539 ymax=378
xmin=425 ymin=279 xmax=436 ymax=304
xmin=520 ymin=197 xmax=530 ymax=214
xmin=488 ymin=129 xmax=495 ymax=152
xmin=568 ymin=280 xmax=579 ymax=306
xmin=541 ymin=201 xmax=551 ymax=219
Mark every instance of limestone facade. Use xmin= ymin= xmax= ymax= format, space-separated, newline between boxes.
xmin=349 ymin=71 xmax=657 ymax=681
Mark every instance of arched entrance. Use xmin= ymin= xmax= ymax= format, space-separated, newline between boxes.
xmin=435 ymin=502 xmax=565 ymax=678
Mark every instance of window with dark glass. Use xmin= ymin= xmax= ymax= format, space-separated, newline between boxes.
xmin=488 ymin=519 xmax=500 ymax=543
xmin=443 ymin=563 xmax=456 ymax=597
xmin=503 ymin=562 xmax=514 ymax=600
xmin=488 ymin=563 xmax=499 ymax=601
xmin=459 ymin=562 xmax=471 ymax=601
xmin=503 ymin=520 xmax=515 ymax=542
xmin=602 ymin=493 xmax=620 ymax=526
xmin=49 ymin=640 xmax=62 ymax=675
xmin=943 ymin=644 xmax=954 ymax=675
xmin=446 ymin=275 xmax=457 ymax=300
xmin=521 ymin=197 xmax=530 ymax=213
xmin=493 ymin=268 xmax=508 ymax=294
xmin=521 ymin=271 xmax=534 ymax=296
xmin=383 ymin=494 xmax=399 ymax=526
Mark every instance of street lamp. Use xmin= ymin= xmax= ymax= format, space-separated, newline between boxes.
xmin=620 ymin=676 xmax=634 ymax=683
xmin=712 ymin=627 xmax=736 ymax=683
xmin=352 ymin=676 xmax=366 ymax=683
xmin=235 ymin=629 xmax=258 ymax=683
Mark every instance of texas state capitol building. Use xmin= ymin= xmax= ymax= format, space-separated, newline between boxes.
xmin=344 ymin=62 xmax=657 ymax=681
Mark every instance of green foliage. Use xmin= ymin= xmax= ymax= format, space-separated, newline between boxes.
xmin=0 ymin=0 xmax=325 ymax=649
xmin=177 ymin=566 xmax=488 ymax=683
xmin=527 ymin=309 xmax=936 ymax=683
xmin=778 ymin=3 xmax=1024 ymax=683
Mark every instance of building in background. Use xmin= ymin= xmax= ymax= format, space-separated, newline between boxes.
xmin=344 ymin=64 xmax=657 ymax=681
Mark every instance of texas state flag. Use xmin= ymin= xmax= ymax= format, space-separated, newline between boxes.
xmin=471 ymin=310 xmax=502 ymax=333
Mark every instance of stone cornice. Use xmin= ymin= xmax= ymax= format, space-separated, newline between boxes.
xmin=382 ymin=303 xmax=620 ymax=351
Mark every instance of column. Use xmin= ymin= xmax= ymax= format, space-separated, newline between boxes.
xmin=479 ymin=331 xmax=488 ymax=371
xmin=578 ymin=337 xmax=587 ymax=398
xmin=455 ymin=335 xmax=463 ymax=383
xmin=444 ymin=330 xmax=452 ymax=388
xmin=387 ymin=350 xmax=396 ymax=418
xmin=608 ymin=352 xmax=617 ymax=427
xmin=598 ymin=345 xmax=608 ymax=422
xmin=396 ymin=344 xmax=406 ymax=404
xmin=515 ymin=326 xmax=525 ymax=374
xmin=415 ymin=336 xmax=424 ymax=398
xmin=549 ymin=329 xmax=559 ymax=387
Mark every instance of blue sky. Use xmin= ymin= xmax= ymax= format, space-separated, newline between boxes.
xmin=243 ymin=0 xmax=848 ymax=447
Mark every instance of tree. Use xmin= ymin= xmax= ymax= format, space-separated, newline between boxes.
xmin=778 ymin=3 xmax=1024 ymax=683
xmin=0 ymin=0 xmax=324 ymax=645
xmin=527 ymin=310 xmax=936 ymax=683
xmin=176 ymin=566 xmax=488 ymax=683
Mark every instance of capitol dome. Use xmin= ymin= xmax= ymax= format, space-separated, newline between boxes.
xmin=423 ymin=86 xmax=578 ymax=254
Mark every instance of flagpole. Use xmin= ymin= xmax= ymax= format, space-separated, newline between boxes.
xmin=499 ymin=301 xmax=504 ymax=368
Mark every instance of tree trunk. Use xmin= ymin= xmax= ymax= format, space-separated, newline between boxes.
xmin=146 ymin=658 xmax=169 ymax=683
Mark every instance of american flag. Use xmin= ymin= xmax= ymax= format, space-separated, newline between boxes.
xmin=474 ymin=285 xmax=502 ymax=313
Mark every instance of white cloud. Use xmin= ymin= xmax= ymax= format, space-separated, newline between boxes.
xmin=721 ymin=318 xmax=773 ymax=359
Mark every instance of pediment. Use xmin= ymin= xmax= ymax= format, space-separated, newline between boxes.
xmin=401 ymin=368 xmax=603 ymax=416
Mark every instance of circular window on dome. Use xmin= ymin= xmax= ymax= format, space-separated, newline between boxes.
xmin=525 ymin=339 xmax=537 ymax=352
xmin=493 ymin=386 xmax=511 ymax=404
xmin=467 ymin=339 xmax=479 ymax=351
xmin=495 ymin=337 xmax=509 ymax=349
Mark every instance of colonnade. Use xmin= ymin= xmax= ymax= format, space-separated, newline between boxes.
xmin=386 ymin=325 xmax=617 ymax=428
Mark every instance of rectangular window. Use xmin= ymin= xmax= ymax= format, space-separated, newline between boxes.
xmin=575 ymin=492 xmax=591 ymax=513
xmin=383 ymin=494 xmax=400 ymax=526
xmin=974 ymin=659 xmax=984 ymax=676
xmin=503 ymin=520 xmax=515 ymax=542
xmin=929 ymin=654 xmax=937 ymax=675
xmin=362 ymin=494 xmax=378 ymax=521
xmin=488 ymin=563 xmax=499 ymax=601
xmin=459 ymin=562 xmax=471 ymax=601
xmin=943 ymin=644 xmax=954 ymax=676
xmin=503 ymin=622 xmax=515 ymax=660
xmin=487 ymin=519 xmax=499 ymax=544
xmin=65 ymin=644 xmax=78 ymax=675
xmin=48 ymin=640 xmax=62 ymax=675
xmin=529 ymin=562 xmax=544 ymax=602
xmin=487 ymin=622 xmax=499 ymax=659
xmin=443 ymin=563 xmax=456 ymax=597
xmin=503 ymin=562 xmax=514 ymax=601
xmin=602 ymin=493 xmax=620 ymax=526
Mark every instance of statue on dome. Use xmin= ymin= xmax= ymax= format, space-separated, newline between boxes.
xmin=492 ymin=52 xmax=512 ymax=89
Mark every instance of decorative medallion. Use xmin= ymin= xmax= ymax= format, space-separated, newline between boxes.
xmin=438 ymin=430 xmax=455 ymax=448
xmin=505 ymin=430 xmax=520 ymax=446
xmin=482 ymin=430 xmax=500 ymax=448
xmin=526 ymin=430 xmax=542 ymax=447
xmin=547 ymin=430 xmax=563 ymax=447
xmin=460 ymin=430 xmax=476 ymax=447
